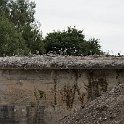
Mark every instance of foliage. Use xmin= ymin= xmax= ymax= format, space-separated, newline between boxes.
xmin=0 ymin=0 xmax=9 ymax=16
xmin=0 ymin=0 xmax=102 ymax=56
xmin=0 ymin=0 xmax=45 ymax=56
xmin=0 ymin=16 xmax=29 ymax=56
xmin=22 ymin=23 xmax=45 ymax=54
xmin=87 ymin=38 xmax=102 ymax=55
xmin=44 ymin=27 xmax=102 ymax=56
xmin=8 ymin=0 xmax=45 ymax=54
xmin=8 ymin=0 xmax=35 ymax=31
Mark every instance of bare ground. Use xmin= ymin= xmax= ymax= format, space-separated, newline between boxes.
xmin=58 ymin=84 xmax=124 ymax=124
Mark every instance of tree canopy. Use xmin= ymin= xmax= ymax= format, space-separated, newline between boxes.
xmin=0 ymin=0 xmax=45 ymax=56
xmin=44 ymin=27 xmax=102 ymax=56
xmin=0 ymin=0 xmax=103 ymax=56
xmin=0 ymin=15 xmax=29 ymax=56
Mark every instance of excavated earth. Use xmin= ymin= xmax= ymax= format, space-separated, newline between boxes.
xmin=58 ymin=84 xmax=124 ymax=124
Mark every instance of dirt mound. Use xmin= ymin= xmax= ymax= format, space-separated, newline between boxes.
xmin=59 ymin=84 xmax=124 ymax=124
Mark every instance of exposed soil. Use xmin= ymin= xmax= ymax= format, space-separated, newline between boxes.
xmin=58 ymin=84 xmax=124 ymax=124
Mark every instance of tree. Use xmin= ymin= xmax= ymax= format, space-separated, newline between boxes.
xmin=0 ymin=16 xmax=29 ymax=56
xmin=8 ymin=0 xmax=35 ymax=31
xmin=87 ymin=38 xmax=102 ymax=55
xmin=0 ymin=0 xmax=9 ymax=16
xmin=44 ymin=27 xmax=102 ymax=56
xmin=0 ymin=0 xmax=45 ymax=55
xmin=22 ymin=23 xmax=45 ymax=54
xmin=7 ymin=0 xmax=45 ymax=54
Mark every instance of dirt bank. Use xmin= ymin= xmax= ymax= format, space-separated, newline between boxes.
xmin=59 ymin=84 xmax=124 ymax=124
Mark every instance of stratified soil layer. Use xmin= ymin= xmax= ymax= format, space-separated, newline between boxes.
xmin=59 ymin=84 xmax=124 ymax=124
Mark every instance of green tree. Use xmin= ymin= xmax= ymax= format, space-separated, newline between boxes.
xmin=22 ymin=23 xmax=45 ymax=54
xmin=0 ymin=16 xmax=29 ymax=56
xmin=44 ymin=27 xmax=102 ymax=56
xmin=0 ymin=0 xmax=9 ymax=16
xmin=8 ymin=0 xmax=35 ymax=31
xmin=87 ymin=38 xmax=102 ymax=55
xmin=8 ymin=0 xmax=45 ymax=54
xmin=0 ymin=0 xmax=45 ymax=55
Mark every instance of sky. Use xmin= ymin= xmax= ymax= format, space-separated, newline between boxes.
xmin=34 ymin=0 xmax=124 ymax=54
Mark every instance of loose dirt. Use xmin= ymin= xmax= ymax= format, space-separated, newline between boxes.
xmin=59 ymin=84 xmax=124 ymax=124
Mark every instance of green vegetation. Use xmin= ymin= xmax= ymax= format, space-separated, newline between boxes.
xmin=44 ymin=27 xmax=102 ymax=55
xmin=0 ymin=0 xmax=102 ymax=56
xmin=0 ymin=0 xmax=44 ymax=56
xmin=0 ymin=15 xmax=29 ymax=56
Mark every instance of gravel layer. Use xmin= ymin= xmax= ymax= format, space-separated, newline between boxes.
xmin=59 ymin=84 xmax=124 ymax=124
xmin=0 ymin=55 xmax=124 ymax=69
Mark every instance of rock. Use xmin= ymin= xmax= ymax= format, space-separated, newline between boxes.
xmin=58 ymin=84 xmax=124 ymax=124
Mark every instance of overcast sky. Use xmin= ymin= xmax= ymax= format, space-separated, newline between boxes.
xmin=34 ymin=0 xmax=124 ymax=54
